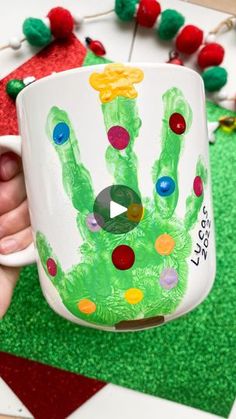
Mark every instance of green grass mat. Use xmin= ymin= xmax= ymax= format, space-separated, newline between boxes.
xmin=0 ymin=72 xmax=235 ymax=417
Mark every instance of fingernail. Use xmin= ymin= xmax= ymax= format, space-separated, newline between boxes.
xmin=0 ymin=238 xmax=17 ymax=254
xmin=0 ymin=154 xmax=19 ymax=179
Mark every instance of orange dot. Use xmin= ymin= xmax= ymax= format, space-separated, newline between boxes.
xmin=125 ymin=288 xmax=143 ymax=304
xmin=77 ymin=299 xmax=96 ymax=314
xmin=127 ymin=203 xmax=144 ymax=222
xmin=155 ymin=233 xmax=175 ymax=255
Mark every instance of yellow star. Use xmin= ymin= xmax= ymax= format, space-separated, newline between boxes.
xmin=89 ymin=63 xmax=144 ymax=103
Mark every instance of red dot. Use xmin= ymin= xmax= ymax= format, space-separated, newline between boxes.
xmin=47 ymin=258 xmax=57 ymax=276
xmin=107 ymin=126 xmax=130 ymax=150
xmin=169 ymin=113 xmax=186 ymax=134
xmin=112 ymin=245 xmax=135 ymax=270
xmin=193 ymin=176 xmax=203 ymax=197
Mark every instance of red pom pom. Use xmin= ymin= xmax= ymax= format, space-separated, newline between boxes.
xmin=176 ymin=25 xmax=203 ymax=55
xmin=197 ymin=43 xmax=225 ymax=69
xmin=136 ymin=0 xmax=161 ymax=28
xmin=47 ymin=7 xmax=74 ymax=39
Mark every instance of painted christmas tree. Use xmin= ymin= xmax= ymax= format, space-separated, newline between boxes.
xmin=36 ymin=64 xmax=207 ymax=330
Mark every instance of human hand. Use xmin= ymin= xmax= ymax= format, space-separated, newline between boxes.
xmin=0 ymin=152 xmax=32 ymax=317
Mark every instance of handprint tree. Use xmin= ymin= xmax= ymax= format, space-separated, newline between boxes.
xmin=36 ymin=64 xmax=207 ymax=330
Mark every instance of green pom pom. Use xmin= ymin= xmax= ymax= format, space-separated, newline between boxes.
xmin=202 ymin=66 xmax=228 ymax=92
xmin=6 ymin=79 xmax=25 ymax=99
xmin=115 ymin=0 xmax=138 ymax=21
xmin=157 ymin=9 xmax=185 ymax=40
xmin=23 ymin=17 xmax=52 ymax=46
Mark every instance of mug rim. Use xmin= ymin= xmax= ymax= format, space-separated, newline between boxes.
xmin=16 ymin=62 xmax=204 ymax=105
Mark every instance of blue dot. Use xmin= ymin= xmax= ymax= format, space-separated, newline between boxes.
xmin=53 ymin=122 xmax=70 ymax=145
xmin=156 ymin=176 xmax=175 ymax=197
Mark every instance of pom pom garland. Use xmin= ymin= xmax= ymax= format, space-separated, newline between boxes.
xmin=1 ymin=2 xmax=231 ymax=100
xmin=175 ymin=25 xmax=203 ymax=54
xmin=23 ymin=17 xmax=52 ymax=46
xmin=157 ymin=9 xmax=185 ymax=40
xmin=9 ymin=36 xmax=22 ymax=50
xmin=47 ymin=7 xmax=74 ymax=39
xmin=136 ymin=0 xmax=161 ymax=28
xmin=202 ymin=66 xmax=228 ymax=92
xmin=197 ymin=43 xmax=225 ymax=69
xmin=115 ymin=0 xmax=138 ymax=21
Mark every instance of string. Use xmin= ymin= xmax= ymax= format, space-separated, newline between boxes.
xmin=0 ymin=9 xmax=115 ymax=52
xmin=0 ymin=37 xmax=26 ymax=52
xmin=84 ymin=9 xmax=114 ymax=20
xmin=209 ymin=15 xmax=236 ymax=35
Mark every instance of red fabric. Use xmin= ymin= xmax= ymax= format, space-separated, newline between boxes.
xmin=48 ymin=7 xmax=74 ymax=39
xmin=0 ymin=352 xmax=106 ymax=419
xmin=197 ymin=42 xmax=225 ymax=69
xmin=0 ymin=35 xmax=86 ymax=136
xmin=136 ymin=0 xmax=161 ymax=28
xmin=176 ymin=24 xmax=203 ymax=55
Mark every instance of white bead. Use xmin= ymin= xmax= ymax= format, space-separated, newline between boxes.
xmin=214 ymin=88 xmax=228 ymax=102
xmin=133 ymin=3 xmax=139 ymax=18
xmin=204 ymin=33 xmax=216 ymax=44
xmin=9 ymin=36 xmax=21 ymax=50
xmin=43 ymin=17 xmax=50 ymax=28
xmin=73 ymin=15 xmax=84 ymax=27
xmin=23 ymin=76 xmax=36 ymax=86
xmin=154 ymin=13 xmax=162 ymax=30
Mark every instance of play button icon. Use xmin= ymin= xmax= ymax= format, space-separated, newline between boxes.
xmin=93 ymin=185 xmax=143 ymax=234
xmin=110 ymin=201 xmax=127 ymax=219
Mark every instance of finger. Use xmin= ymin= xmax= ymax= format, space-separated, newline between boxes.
xmin=184 ymin=159 xmax=208 ymax=231
xmin=0 ymin=200 xmax=30 ymax=239
xmin=0 ymin=152 xmax=22 ymax=181
xmin=0 ymin=226 xmax=33 ymax=255
xmin=0 ymin=266 xmax=20 ymax=318
xmin=152 ymin=87 xmax=192 ymax=219
xmin=0 ymin=172 xmax=26 ymax=215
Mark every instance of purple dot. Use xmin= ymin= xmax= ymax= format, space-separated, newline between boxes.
xmin=159 ymin=268 xmax=178 ymax=290
xmin=107 ymin=126 xmax=130 ymax=150
xmin=86 ymin=213 xmax=103 ymax=232
xmin=47 ymin=258 xmax=57 ymax=277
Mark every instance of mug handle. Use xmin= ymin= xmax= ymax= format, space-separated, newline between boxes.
xmin=0 ymin=135 xmax=36 ymax=267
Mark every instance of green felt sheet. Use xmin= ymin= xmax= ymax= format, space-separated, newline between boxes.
xmin=0 ymin=52 xmax=235 ymax=417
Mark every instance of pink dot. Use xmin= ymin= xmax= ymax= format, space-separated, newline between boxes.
xmin=47 ymin=258 xmax=57 ymax=276
xmin=193 ymin=176 xmax=203 ymax=197
xmin=107 ymin=126 xmax=130 ymax=150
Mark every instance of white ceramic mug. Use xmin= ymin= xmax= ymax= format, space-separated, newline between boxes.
xmin=0 ymin=63 xmax=216 ymax=331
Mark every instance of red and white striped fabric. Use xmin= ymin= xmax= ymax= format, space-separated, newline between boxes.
xmin=0 ymin=352 xmax=231 ymax=419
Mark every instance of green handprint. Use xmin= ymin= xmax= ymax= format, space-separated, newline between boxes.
xmin=36 ymin=64 xmax=207 ymax=330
